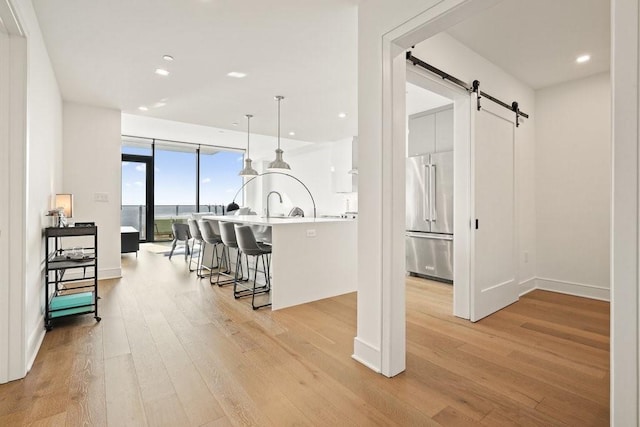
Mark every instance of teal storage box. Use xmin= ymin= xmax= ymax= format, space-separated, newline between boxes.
xmin=50 ymin=292 xmax=94 ymax=318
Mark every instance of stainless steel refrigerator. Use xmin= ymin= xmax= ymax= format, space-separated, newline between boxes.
xmin=406 ymin=151 xmax=453 ymax=282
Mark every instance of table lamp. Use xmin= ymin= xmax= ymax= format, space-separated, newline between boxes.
xmin=55 ymin=193 xmax=73 ymax=227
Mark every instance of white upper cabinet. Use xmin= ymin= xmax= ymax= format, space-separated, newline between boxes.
xmin=331 ymin=136 xmax=358 ymax=193
xmin=407 ymin=105 xmax=453 ymax=156
xmin=408 ymin=113 xmax=435 ymax=156
xmin=435 ymin=107 xmax=454 ymax=152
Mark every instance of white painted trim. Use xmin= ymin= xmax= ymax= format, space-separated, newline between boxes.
xmin=536 ymin=277 xmax=610 ymax=301
xmin=354 ymin=0 xmax=504 ymax=377
xmin=25 ymin=319 xmax=44 ymax=372
xmin=406 ymin=65 xmax=472 ymax=320
xmin=0 ymin=22 xmax=9 ymax=386
xmin=611 ymin=0 xmax=640 ymax=423
xmin=7 ymin=31 xmax=26 ymax=383
xmin=519 ymin=277 xmax=537 ymax=296
xmin=351 ymin=337 xmax=381 ymax=373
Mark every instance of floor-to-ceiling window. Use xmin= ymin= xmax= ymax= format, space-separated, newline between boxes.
xmin=199 ymin=147 xmax=245 ymax=212
xmin=120 ymin=136 xmax=243 ymax=242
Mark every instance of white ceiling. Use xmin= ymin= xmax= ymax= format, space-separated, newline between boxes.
xmin=33 ymin=0 xmax=358 ymax=143
xmin=446 ymin=0 xmax=610 ymax=90
xmin=33 ymin=0 xmax=610 ymax=146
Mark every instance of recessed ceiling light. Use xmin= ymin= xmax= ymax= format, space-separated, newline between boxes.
xmin=338 ymin=112 xmax=347 ymax=119
xmin=226 ymin=71 xmax=247 ymax=78
xmin=576 ymin=54 xmax=591 ymax=64
xmin=289 ymin=131 xmax=296 ymax=136
xmin=155 ymin=68 xmax=170 ymax=76
xmin=163 ymin=55 xmax=174 ymax=62
xmin=153 ymin=102 xmax=166 ymax=108
xmin=232 ymin=122 xmax=239 ymax=127
xmin=138 ymin=106 xmax=148 ymax=111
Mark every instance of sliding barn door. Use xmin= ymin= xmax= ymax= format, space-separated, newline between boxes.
xmin=470 ymin=100 xmax=518 ymax=322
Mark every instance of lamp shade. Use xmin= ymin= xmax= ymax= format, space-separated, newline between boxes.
xmin=55 ymin=194 xmax=73 ymax=218
xmin=239 ymin=114 xmax=258 ymax=176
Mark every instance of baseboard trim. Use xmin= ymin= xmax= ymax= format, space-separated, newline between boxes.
xmin=352 ymin=337 xmax=381 ymax=373
xmin=535 ymin=277 xmax=610 ymax=301
xmin=63 ymin=267 xmax=122 ymax=282
xmin=519 ymin=277 xmax=537 ymax=296
xmin=98 ymin=267 xmax=122 ymax=280
xmin=26 ymin=318 xmax=45 ymax=374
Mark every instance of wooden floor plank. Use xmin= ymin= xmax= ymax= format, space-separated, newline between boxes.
xmin=0 ymin=250 xmax=609 ymax=426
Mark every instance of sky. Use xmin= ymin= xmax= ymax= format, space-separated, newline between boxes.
xmin=121 ymin=146 xmax=243 ymax=207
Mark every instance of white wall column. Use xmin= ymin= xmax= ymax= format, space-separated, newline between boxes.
xmin=611 ymin=0 xmax=639 ymax=424
xmin=0 ymin=0 xmax=27 ymax=383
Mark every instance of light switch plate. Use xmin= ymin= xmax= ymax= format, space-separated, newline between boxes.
xmin=306 ymin=229 xmax=317 ymax=238
xmin=94 ymin=192 xmax=109 ymax=202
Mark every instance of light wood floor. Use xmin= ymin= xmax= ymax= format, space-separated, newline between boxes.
xmin=0 ymin=250 xmax=610 ymax=426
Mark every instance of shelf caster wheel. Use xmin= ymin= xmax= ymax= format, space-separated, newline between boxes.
xmin=45 ymin=323 xmax=52 ymax=332
xmin=95 ymin=316 xmax=102 ymax=322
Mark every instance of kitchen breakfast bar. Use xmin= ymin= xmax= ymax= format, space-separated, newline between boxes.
xmin=203 ymin=215 xmax=357 ymax=310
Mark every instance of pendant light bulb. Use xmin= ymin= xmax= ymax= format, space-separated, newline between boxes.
xmin=239 ymin=114 xmax=258 ymax=176
xmin=268 ymin=95 xmax=291 ymax=170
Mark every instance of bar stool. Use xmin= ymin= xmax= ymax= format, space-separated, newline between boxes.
xmin=169 ymin=223 xmax=191 ymax=260
xmin=234 ymin=224 xmax=272 ymax=309
xmin=218 ymin=222 xmax=249 ymax=296
xmin=187 ymin=218 xmax=204 ymax=276
xmin=197 ymin=219 xmax=223 ymax=283
xmin=198 ymin=219 xmax=233 ymax=286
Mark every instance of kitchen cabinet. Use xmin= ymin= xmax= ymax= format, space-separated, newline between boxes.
xmin=408 ymin=113 xmax=435 ymax=156
xmin=408 ymin=105 xmax=453 ymax=156
xmin=435 ymin=107 xmax=454 ymax=152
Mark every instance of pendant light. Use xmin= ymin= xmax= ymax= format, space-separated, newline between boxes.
xmin=267 ymin=95 xmax=291 ymax=170
xmin=239 ymin=114 xmax=258 ymax=176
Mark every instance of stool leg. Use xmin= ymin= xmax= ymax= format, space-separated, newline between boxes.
xmin=252 ymin=254 xmax=272 ymax=310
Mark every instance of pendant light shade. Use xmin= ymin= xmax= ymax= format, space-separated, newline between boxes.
xmin=239 ymin=114 xmax=258 ymax=176
xmin=268 ymin=95 xmax=291 ymax=170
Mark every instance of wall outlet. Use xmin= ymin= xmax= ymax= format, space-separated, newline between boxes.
xmin=524 ymin=251 xmax=529 ymax=263
xmin=306 ymin=229 xmax=317 ymax=238
xmin=94 ymin=192 xmax=109 ymax=202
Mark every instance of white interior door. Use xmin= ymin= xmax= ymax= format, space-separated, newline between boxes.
xmin=470 ymin=99 xmax=518 ymax=322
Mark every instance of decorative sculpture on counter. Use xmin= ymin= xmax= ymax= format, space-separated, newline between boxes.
xmin=231 ymin=171 xmax=317 ymax=218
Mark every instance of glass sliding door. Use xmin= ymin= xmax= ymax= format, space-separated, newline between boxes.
xmin=121 ymin=155 xmax=152 ymax=241
xmin=199 ymin=147 xmax=244 ymax=213
xmin=154 ymin=141 xmax=197 ymax=241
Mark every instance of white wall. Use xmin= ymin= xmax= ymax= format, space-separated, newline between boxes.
xmin=63 ymin=102 xmax=122 ymax=279
xmin=5 ymin=0 xmax=63 ymax=381
xmin=249 ymin=139 xmax=357 ymax=217
xmin=536 ymin=72 xmax=610 ymax=299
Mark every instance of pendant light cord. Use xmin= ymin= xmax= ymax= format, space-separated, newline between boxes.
xmin=246 ymin=114 xmax=251 ymax=155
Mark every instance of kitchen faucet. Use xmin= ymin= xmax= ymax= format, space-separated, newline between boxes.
xmin=266 ymin=191 xmax=283 ymax=218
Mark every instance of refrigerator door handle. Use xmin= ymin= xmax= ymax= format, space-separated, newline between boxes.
xmin=423 ymin=164 xmax=431 ymax=222
xmin=431 ymin=163 xmax=437 ymax=222
xmin=406 ymin=231 xmax=453 ymax=241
